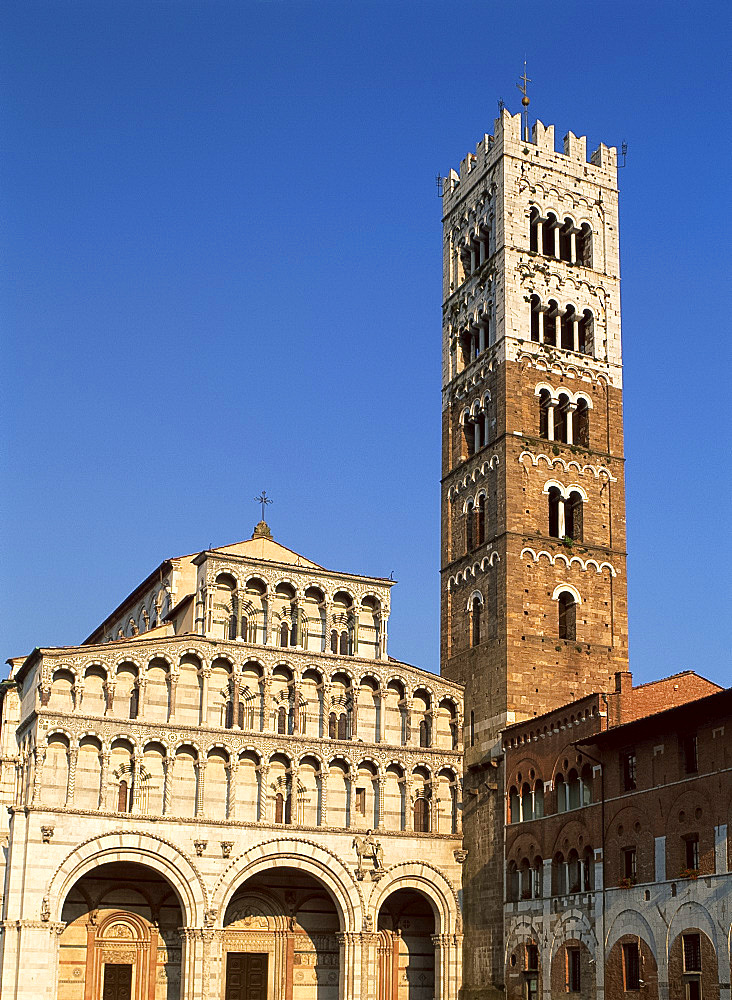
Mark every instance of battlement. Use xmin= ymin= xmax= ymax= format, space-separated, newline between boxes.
xmin=443 ymin=108 xmax=617 ymax=204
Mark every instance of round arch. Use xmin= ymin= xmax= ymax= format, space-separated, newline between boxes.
xmin=46 ymin=831 xmax=206 ymax=926
xmin=211 ymin=838 xmax=363 ymax=932
xmin=368 ymin=861 xmax=459 ymax=934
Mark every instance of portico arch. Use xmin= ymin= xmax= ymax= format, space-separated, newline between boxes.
xmin=46 ymin=830 xmax=206 ymax=927
xmin=212 ymin=837 xmax=363 ymax=932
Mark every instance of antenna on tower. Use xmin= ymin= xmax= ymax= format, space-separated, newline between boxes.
xmin=435 ymin=174 xmax=444 ymax=197
xmin=619 ymin=141 xmax=628 ymax=168
xmin=516 ymin=61 xmax=532 ymax=141
xmin=498 ymin=98 xmax=505 ymax=115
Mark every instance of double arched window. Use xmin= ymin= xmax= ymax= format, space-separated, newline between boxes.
xmin=546 ymin=484 xmax=585 ymax=541
xmin=328 ymin=711 xmax=349 ymax=741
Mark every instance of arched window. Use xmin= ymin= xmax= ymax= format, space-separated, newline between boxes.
xmin=534 ymin=780 xmax=545 ymax=817
xmin=558 ymin=591 xmax=577 ymax=641
xmin=466 ymin=500 xmax=474 ymax=552
xmin=539 ymin=389 xmax=552 ymax=439
xmin=581 ymin=764 xmax=594 ymax=805
xmin=565 ymin=491 xmax=584 ymax=541
xmin=567 ymin=769 xmax=581 ymax=809
xmin=561 ymin=305 xmax=575 ymax=351
xmin=477 ymin=495 xmax=486 ymax=546
xmin=575 ymin=398 xmax=590 ymax=448
xmin=553 ymin=852 xmax=567 ymax=895
xmin=339 ymin=630 xmax=349 ymax=656
xmin=521 ymin=782 xmax=533 ymax=821
xmin=548 ymin=486 xmax=562 ymax=538
xmin=583 ymin=846 xmax=595 ymax=890
xmin=463 ymin=414 xmax=475 ymax=458
xmin=544 ymin=300 xmax=558 ymax=346
xmin=507 ymin=860 xmax=519 ymax=901
xmin=542 ymin=213 xmax=558 ymax=257
xmin=567 ymin=849 xmax=581 ymax=893
xmin=578 ymin=309 xmax=593 ymax=355
xmin=277 ymin=705 xmax=288 ymax=734
xmin=532 ymin=856 xmax=543 ymax=898
xmin=414 ymin=797 xmax=430 ymax=833
xmin=330 ymin=630 xmax=338 ymax=653
xmin=328 ymin=712 xmax=337 ymax=739
xmin=577 ymin=223 xmax=593 ymax=268
xmin=530 ymin=294 xmax=541 ymax=341
xmin=279 ymin=622 xmax=289 ymax=647
xmin=556 ymin=774 xmax=567 ymax=813
xmin=290 ymin=622 xmax=298 ymax=647
xmin=559 ymin=217 xmax=573 ymax=262
xmin=471 ymin=595 xmax=482 ymax=647
xmin=275 ymin=792 xmax=284 ymax=824
xmin=419 ymin=718 xmax=431 ymax=748
xmin=117 ymin=779 xmax=129 ymax=813
xmin=129 ymin=684 xmax=139 ymax=720
xmin=529 ymin=207 xmax=540 ymax=252
xmin=509 ymin=786 xmax=520 ymax=823
xmin=337 ymin=714 xmax=348 ymax=740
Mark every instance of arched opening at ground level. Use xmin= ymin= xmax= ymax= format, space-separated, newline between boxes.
xmin=376 ymin=888 xmax=435 ymax=1000
xmin=59 ymin=861 xmax=184 ymax=1000
xmin=222 ymin=866 xmax=341 ymax=1000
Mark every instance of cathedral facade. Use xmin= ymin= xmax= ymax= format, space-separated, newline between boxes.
xmin=0 ymin=525 xmax=464 ymax=999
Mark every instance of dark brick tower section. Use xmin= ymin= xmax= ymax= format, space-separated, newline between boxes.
xmin=439 ymin=110 xmax=629 ymax=999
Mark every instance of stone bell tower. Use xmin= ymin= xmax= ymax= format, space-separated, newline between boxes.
xmin=439 ymin=108 xmax=629 ymax=997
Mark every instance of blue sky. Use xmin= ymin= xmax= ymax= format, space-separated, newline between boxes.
xmin=2 ymin=1 xmax=730 ymax=686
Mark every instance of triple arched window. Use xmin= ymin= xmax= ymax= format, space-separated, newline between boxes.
xmin=529 ymin=209 xmax=593 ymax=267
xmin=461 ymin=395 xmax=493 ymax=459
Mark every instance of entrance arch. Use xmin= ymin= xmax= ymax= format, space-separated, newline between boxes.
xmin=376 ymin=889 xmax=435 ymax=1000
xmin=222 ymin=866 xmax=340 ymax=1000
xmin=58 ymin=861 xmax=183 ymax=1000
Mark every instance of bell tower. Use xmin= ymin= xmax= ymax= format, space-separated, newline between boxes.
xmin=440 ymin=108 xmax=629 ymax=997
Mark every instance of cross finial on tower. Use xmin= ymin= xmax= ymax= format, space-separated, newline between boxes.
xmin=254 ymin=490 xmax=273 ymax=522
xmin=516 ymin=61 xmax=532 ymax=141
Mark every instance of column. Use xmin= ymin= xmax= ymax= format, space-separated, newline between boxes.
xmin=136 ymin=677 xmax=147 ymax=719
xmin=536 ymin=217 xmax=543 ymax=254
xmin=380 ymin=614 xmax=388 ymax=659
xmin=132 ymin=753 xmax=144 ymax=813
xmin=558 ymin=496 xmax=566 ymax=539
xmin=377 ymin=776 xmax=386 ymax=829
xmin=570 ymin=229 xmax=577 ymax=264
xmin=226 ymin=758 xmax=238 ymax=819
xmin=348 ymin=772 xmax=358 ymax=828
xmin=403 ymin=776 xmax=412 ymax=831
xmin=257 ymin=764 xmax=270 ymax=822
xmin=566 ymin=402 xmax=577 ymax=445
xmin=94 ymin=750 xmax=107 ymax=810
xmin=478 ymin=323 xmax=485 ymax=355
xmin=470 ymin=246 xmax=476 ymax=272
xmin=289 ymin=766 xmax=299 ymax=824
xmin=552 ymin=221 xmax=559 ymax=257
xmin=195 ymin=759 xmax=207 ymax=817
xmin=321 ymin=683 xmax=331 ymax=739
xmin=547 ymin=399 xmax=557 ymax=441
xmin=263 ymin=677 xmax=273 ymax=731
xmin=31 ymin=747 xmax=46 ymax=805
xmin=163 ymin=755 xmax=175 ymax=815
xmin=320 ymin=769 xmax=328 ymax=827
xmin=231 ymin=673 xmax=240 ymax=730
xmin=572 ymin=316 xmax=580 ymax=353
xmin=64 ymin=745 xmax=78 ymax=806
xmin=293 ymin=683 xmax=301 ymax=734
xmin=168 ymin=671 xmax=178 ymax=721
xmin=351 ymin=688 xmax=358 ymax=739
xmin=378 ymin=688 xmax=387 ymax=742
xmin=455 ymin=778 xmax=463 ymax=834
xmin=429 ymin=783 xmax=438 ymax=833
xmin=404 ymin=699 xmax=413 ymax=744
xmin=479 ymin=237 xmax=486 ymax=266
xmin=200 ymin=668 xmax=211 ymax=725
xmin=537 ymin=308 xmax=544 ymax=344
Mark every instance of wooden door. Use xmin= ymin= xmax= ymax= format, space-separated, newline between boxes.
xmin=225 ymin=952 xmax=268 ymax=1000
xmin=102 ymin=963 xmax=132 ymax=1000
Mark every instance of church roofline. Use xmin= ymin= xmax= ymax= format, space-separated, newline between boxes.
xmin=82 ymin=557 xmax=177 ymax=646
xmin=194 ymin=547 xmax=396 ymax=588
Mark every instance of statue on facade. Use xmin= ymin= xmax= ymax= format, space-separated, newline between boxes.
xmin=353 ymin=829 xmax=383 ymax=877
